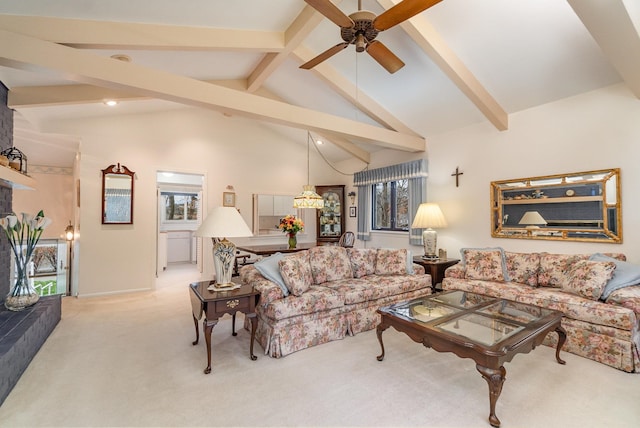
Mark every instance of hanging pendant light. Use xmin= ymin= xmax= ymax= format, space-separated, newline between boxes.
xmin=293 ymin=132 xmax=324 ymax=209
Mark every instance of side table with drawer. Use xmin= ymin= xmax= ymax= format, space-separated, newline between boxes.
xmin=189 ymin=278 xmax=260 ymax=374
xmin=412 ymin=257 xmax=460 ymax=292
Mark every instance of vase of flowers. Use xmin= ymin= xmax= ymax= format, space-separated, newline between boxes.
xmin=1 ymin=211 xmax=52 ymax=311
xmin=278 ymin=215 xmax=304 ymax=249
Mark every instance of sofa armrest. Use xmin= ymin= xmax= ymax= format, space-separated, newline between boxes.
xmin=445 ymin=264 xmax=465 ymax=279
xmin=412 ymin=263 xmax=425 ymax=275
xmin=239 ymin=265 xmax=285 ymax=306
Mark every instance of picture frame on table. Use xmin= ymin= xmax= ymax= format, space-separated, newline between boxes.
xmin=349 ymin=206 xmax=357 ymax=217
xmin=223 ymin=192 xmax=236 ymax=207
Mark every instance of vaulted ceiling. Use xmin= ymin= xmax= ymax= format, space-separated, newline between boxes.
xmin=0 ymin=0 xmax=638 ymax=167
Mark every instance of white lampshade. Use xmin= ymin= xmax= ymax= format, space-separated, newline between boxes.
xmin=518 ymin=211 xmax=547 ymax=229
xmin=196 ymin=207 xmax=253 ymax=239
xmin=196 ymin=207 xmax=253 ymax=287
xmin=412 ymin=203 xmax=448 ymax=259
xmin=293 ymin=185 xmax=325 ymax=209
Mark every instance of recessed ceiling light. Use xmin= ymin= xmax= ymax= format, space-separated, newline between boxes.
xmin=316 ymin=139 xmax=323 ymax=145
xmin=104 ymin=100 xmax=118 ymax=107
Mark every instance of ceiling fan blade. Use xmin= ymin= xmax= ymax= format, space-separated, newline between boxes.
xmin=300 ymin=43 xmax=350 ymax=70
xmin=366 ymin=40 xmax=405 ymax=73
xmin=305 ymin=0 xmax=354 ymax=28
xmin=373 ymin=0 xmax=443 ymax=31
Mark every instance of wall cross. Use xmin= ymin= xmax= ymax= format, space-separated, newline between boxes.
xmin=451 ymin=167 xmax=464 ymax=187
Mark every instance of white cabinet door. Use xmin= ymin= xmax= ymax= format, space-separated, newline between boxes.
xmin=258 ymin=194 xmax=274 ymax=215
xmin=273 ymin=195 xmax=295 ymax=216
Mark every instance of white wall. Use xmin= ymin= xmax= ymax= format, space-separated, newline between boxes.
xmin=48 ymin=109 xmax=348 ymax=296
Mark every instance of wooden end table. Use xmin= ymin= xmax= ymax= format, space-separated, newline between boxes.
xmin=189 ymin=278 xmax=260 ymax=374
xmin=412 ymin=256 xmax=460 ymax=291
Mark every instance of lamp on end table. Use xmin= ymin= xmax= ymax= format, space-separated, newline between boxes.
xmin=411 ymin=203 xmax=448 ymax=260
xmin=196 ymin=207 xmax=253 ymax=287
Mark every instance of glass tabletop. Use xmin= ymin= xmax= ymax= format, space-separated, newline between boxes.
xmin=429 ymin=290 xmax=495 ymax=309
xmin=437 ymin=313 xmax=524 ymax=346
xmin=478 ymin=300 xmax=553 ymax=324
xmin=387 ymin=298 xmax=462 ymax=323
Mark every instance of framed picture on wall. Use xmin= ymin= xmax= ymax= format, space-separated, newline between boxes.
xmin=349 ymin=206 xmax=357 ymax=217
xmin=223 ymin=192 xmax=236 ymax=207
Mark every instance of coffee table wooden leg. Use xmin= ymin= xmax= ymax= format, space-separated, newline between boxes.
xmin=248 ymin=314 xmax=258 ymax=361
xmin=476 ymin=364 xmax=506 ymax=428
xmin=555 ymin=326 xmax=567 ymax=365
xmin=376 ymin=322 xmax=390 ymax=361
xmin=232 ymin=313 xmax=237 ymax=336
xmin=203 ymin=319 xmax=218 ymax=374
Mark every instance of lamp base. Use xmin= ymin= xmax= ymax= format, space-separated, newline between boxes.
xmin=422 ymin=228 xmax=438 ymax=261
xmin=212 ymin=237 xmax=236 ymax=286
xmin=207 ymin=282 xmax=241 ymax=292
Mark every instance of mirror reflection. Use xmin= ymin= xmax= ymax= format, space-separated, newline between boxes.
xmin=491 ymin=168 xmax=621 ymax=243
xmin=102 ymin=163 xmax=135 ymax=224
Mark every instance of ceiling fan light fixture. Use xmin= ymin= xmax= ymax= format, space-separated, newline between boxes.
xmin=355 ymin=33 xmax=366 ymax=52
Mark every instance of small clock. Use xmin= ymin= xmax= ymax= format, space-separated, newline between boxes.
xmin=565 ymin=189 xmax=575 ymax=197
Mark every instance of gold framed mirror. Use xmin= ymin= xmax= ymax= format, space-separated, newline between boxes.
xmin=102 ymin=163 xmax=135 ymax=224
xmin=491 ymin=168 xmax=621 ymax=243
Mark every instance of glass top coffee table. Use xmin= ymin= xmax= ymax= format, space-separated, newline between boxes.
xmin=377 ymin=291 xmax=567 ymax=427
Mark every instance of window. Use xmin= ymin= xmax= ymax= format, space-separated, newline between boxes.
xmin=162 ymin=192 xmax=199 ymax=222
xmin=372 ymin=179 xmax=409 ymax=231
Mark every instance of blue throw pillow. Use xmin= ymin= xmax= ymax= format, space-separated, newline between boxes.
xmin=590 ymin=253 xmax=640 ymax=300
xmin=254 ymin=252 xmax=289 ymax=296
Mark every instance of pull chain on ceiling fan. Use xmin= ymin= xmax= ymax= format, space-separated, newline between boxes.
xmin=301 ymin=0 xmax=443 ymax=73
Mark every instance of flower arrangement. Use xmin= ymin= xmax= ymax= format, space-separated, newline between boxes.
xmin=278 ymin=215 xmax=304 ymax=235
xmin=0 ymin=210 xmax=52 ymax=311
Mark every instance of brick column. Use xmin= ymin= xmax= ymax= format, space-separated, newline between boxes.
xmin=0 ymin=82 xmax=14 ymax=300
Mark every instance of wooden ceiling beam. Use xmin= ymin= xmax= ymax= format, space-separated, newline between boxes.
xmin=0 ymin=29 xmax=425 ymax=152
xmin=0 ymin=14 xmax=283 ymax=52
xmin=377 ymin=0 xmax=508 ymax=131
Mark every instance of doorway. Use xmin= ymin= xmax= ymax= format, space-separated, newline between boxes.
xmin=156 ymin=170 xmax=205 ymax=285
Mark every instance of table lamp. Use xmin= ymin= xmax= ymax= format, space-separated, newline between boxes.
xmin=196 ymin=207 xmax=253 ymax=287
xmin=518 ymin=211 xmax=547 ymax=229
xmin=411 ymin=203 xmax=448 ymax=259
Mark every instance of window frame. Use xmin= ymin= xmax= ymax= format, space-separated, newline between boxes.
xmin=371 ymin=179 xmax=409 ymax=232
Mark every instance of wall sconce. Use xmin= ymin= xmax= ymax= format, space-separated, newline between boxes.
xmin=348 ymin=191 xmax=356 ymax=205
xmin=65 ymin=222 xmax=74 ymax=241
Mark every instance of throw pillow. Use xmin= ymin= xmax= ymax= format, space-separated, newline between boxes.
xmin=563 ymin=260 xmax=616 ymax=300
xmin=375 ymin=248 xmax=408 ymax=275
xmin=253 ymin=252 xmax=289 ymax=296
xmin=460 ymin=247 xmax=508 ymax=282
xmin=538 ymin=253 xmax=585 ymax=288
xmin=309 ymin=246 xmax=353 ymax=284
xmin=590 ymin=253 xmax=640 ymax=300
xmin=347 ymin=248 xmax=377 ymax=278
xmin=505 ymin=252 xmax=540 ymax=287
xmin=278 ymin=251 xmax=313 ymax=296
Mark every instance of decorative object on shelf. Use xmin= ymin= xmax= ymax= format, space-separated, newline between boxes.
xmin=101 ymin=163 xmax=135 ymax=224
xmin=348 ymin=191 xmax=356 ymax=205
xmin=293 ymin=131 xmax=324 ymax=209
xmin=196 ymin=207 xmax=253 ymax=287
xmin=565 ymin=189 xmax=575 ymax=197
xmin=518 ymin=211 xmax=547 ymax=229
xmin=0 ymin=147 xmax=28 ymax=174
xmin=223 ymin=191 xmax=236 ymax=207
xmin=316 ymin=185 xmax=345 ymax=244
xmin=411 ymin=203 xmax=448 ymax=260
xmin=279 ymin=215 xmax=304 ymax=249
xmin=1 ymin=210 xmax=52 ymax=311
xmin=349 ymin=206 xmax=357 ymax=217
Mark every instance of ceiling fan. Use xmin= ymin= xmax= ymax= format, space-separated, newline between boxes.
xmin=301 ymin=0 xmax=443 ymax=73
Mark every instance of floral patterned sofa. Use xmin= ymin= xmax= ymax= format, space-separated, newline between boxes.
xmin=239 ymin=246 xmax=432 ymax=358
xmin=442 ymin=248 xmax=640 ymax=372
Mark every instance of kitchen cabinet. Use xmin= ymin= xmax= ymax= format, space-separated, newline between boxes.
xmin=316 ymin=185 xmax=345 ymax=244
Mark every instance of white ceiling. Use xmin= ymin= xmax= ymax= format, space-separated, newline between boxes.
xmin=0 ymin=0 xmax=638 ymax=168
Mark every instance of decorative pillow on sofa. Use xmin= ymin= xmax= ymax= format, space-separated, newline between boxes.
xmin=278 ymin=251 xmax=313 ymax=297
xmin=347 ymin=248 xmax=377 ymax=278
xmin=505 ymin=252 xmax=540 ymax=287
xmin=460 ymin=247 xmax=508 ymax=281
xmin=590 ymin=253 xmax=640 ymax=300
xmin=375 ymin=248 xmax=407 ymax=275
xmin=309 ymin=246 xmax=353 ymax=284
xmin=254 ymin=252 xmax=289 ymax=296
xmin=538 ymin=253 xmax=585 ymax=288
xmin=562 ymin=260 xmax=616 ymax=300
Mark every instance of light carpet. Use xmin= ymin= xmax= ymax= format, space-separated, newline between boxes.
xmin=0 ymin=265 xmax=638 ymax=428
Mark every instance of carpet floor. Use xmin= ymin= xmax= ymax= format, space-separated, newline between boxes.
xmin=0 ymin=264 xmax=638 ymax=427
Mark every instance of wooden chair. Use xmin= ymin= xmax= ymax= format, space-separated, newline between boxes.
xmin=338 ymin=231 xmax=355 ymax=248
